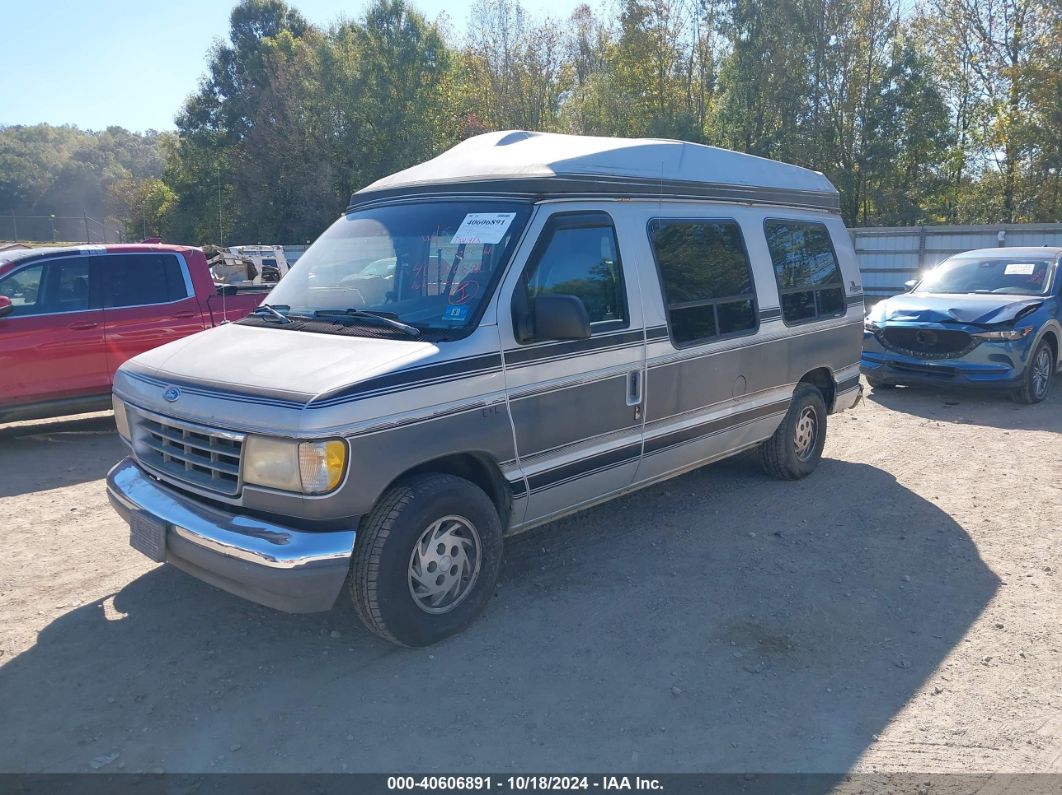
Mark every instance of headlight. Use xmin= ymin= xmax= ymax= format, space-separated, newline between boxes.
xmin=971 ymin=327 xmax=1033 ymax=341
xmin=864 ymin=318 xmax=881 ymax=332
xmin=112 ymin=396 xmax=131 ymax=442
xmin=244 ymin=436 xmax=347 ymax=494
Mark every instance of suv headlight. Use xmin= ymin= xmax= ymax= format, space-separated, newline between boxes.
xmin=243 ymin=436 xmax=347 ymax=494
xmin=971 ymin=327 xmax=1033 ymax=341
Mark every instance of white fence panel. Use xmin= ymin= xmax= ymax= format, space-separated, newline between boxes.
xmin=850 ymin=224 xmax=1062 ymax=300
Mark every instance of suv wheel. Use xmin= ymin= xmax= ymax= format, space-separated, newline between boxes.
xmin=350 ymin=473 xmax=503 ymax=646
xmin=760 ymin=383 xmax=828 ymax=480
xmin=1013 ymin=340 xmax=1055 ymax=404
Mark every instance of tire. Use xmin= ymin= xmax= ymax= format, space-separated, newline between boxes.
xmin=760 ymin=383 xmax=828 ymax=480
xmin=350 ymin=473 xmax=503 ymax=647
xmin=1012 ymin=340 xmax=1055 ymax=404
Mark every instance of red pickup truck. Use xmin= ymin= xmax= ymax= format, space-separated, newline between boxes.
xmin=0 ymin=244 xmax=264 ymax=422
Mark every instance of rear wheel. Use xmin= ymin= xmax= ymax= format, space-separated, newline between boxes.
xmin=350 ymin=473 xmax=503 ymax=646
xmin=760 ymin=383 xmax=828 ymax=480
xmin=1012 ymin=340 xmax=1055 ymax=404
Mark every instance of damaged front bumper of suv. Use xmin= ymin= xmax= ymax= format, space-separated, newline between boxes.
xmin=860 ymin=321 xmax=1036 ymax=388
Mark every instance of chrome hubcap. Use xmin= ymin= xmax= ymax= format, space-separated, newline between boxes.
xmin=794 ymin=406 xmax=818 ymax=461
xmin=408 ymin=515 xmax=481 ymax=614
xmin=1032 ymin=349 xmax=1052 ymax=398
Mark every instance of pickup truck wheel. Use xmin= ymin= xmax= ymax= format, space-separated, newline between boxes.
xmin=759 ymin=383 xmax=828 ymax=480
xmin=350 ymin=473 xmax=503 ymax=647
xmin=1012 ymin=340 xmax=1054 ymax=404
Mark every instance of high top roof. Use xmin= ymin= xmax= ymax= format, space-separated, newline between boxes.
xmin=350 ymin=130 xmax=839 ymax=212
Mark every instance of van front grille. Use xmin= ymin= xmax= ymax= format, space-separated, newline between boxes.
xmin=132 ymin=410 xmax=244 ymax=496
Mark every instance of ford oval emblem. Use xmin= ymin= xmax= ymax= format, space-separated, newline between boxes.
xmin=163 ymin=386 xmax=181 ymax=403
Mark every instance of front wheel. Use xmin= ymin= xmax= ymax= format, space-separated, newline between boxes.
xmin=350 ymin=473 xmax=503 ymax=646
xmin=1012 ymin=340 xmax=1055 ymax=404
xmin=760 ymin=383 xmax=828 ymax=480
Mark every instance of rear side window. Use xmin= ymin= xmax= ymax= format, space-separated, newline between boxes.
xmin=649 ymin=219 xmax=757 ymax=346
xmin=522 ymin=213 xmax=627 ymax=327
xmin=764 ymin=220 xmax=846 ymax=324
xmin=102 ymin=254 xmax=189 ymax=308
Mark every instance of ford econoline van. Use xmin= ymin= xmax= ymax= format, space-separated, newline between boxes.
xmin=106 ymin=131 xmax=864 ymax=646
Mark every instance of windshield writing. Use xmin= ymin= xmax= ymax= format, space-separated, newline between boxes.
xmin=264 ymin=201 xmax=532 ymax=334
xmin=919 ymin=257 xmax=1055 ymax=296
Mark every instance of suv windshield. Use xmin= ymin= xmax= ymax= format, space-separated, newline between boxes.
xmin=264 ymin=200 xmax=532 ymax=334
xmin=919 ymin=256 xmax=1056 ymax=296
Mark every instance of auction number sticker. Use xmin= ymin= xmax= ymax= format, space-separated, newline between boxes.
xmin=1004 ymin=263 xmax=1036 ymax=275
xmin=451 ymin=213 xmax=517 ymax=245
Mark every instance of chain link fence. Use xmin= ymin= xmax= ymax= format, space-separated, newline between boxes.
xmin=0 ymin=214 xmax=123 ymax=245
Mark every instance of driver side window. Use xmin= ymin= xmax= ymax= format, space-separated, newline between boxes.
xmin=0 ymin=264 xmax=45 ymax=316
xmin=521 ymin=213 xmax=628 ymax=329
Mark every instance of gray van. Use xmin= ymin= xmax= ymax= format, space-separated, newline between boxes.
xmin=106 ymin=131 xmax=863 ymax=646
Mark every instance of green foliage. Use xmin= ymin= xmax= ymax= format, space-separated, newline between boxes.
xmin=4 ymin=0 xmax=1060 ymax=242
xmin=0 ymin=124 xmax=169 ymax=235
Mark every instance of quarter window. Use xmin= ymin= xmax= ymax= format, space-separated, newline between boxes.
xmin=103 ymin=254 xmax=189 ymax=308
xmin=649 ymin=220 xmax=757 ymax=346
xmin=764 ymin=220 xmax=845 ymax=324
xmin=522 ymin=215 xmax=627 ymax=327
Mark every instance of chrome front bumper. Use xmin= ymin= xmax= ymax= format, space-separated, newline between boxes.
xmin=106 ymin=458 xmax=356 ymax=613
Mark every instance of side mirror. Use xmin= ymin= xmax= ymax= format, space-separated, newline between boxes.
xmin=217 ymin=284 xmax=238 ymax=297
xmin=528 ymin=295 xmax=591 ymax=341
xmin=904 ymin=279 xmax=918 ymax=292
xmin=0 ymin=295 xmax=12 ymax=318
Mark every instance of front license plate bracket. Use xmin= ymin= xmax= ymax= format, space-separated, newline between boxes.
xmin=129 ymin=514 xmax=167 ymax=563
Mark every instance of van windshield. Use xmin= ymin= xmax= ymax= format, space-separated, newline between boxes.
xmin=919 ymin=256 xmax=1056 ymax=296
xmin=264 ymin=201 xmax=532 ymax=333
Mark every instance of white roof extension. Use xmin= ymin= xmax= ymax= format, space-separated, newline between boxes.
xmin=353 ymin=130 xmax=839 ymax=211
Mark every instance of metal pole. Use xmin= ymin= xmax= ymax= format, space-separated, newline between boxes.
xmin=217 ymin=164 xmax=223 ymax=244
xmin=50 ymin=215 xmax=56 ymax=243
xmin=11 ymin=210 xmax=17 ymax=242
xmin=84 ymin=212 xmax=90 ymax=244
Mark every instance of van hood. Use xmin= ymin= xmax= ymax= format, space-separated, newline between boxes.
xmin=121 ymin=322 xmax=439 ymax=404
xmin=869 ymin=292 xmax=1044 ymax=326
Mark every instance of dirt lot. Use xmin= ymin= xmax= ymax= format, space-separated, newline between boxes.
xmin=0 ymin=380 xmax=1059 ymax=775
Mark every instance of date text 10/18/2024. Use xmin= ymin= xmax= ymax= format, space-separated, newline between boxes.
xmin=387 ymin=777 xmax=665 ymax=791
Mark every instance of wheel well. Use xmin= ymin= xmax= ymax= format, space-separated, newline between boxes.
xmin=402 ymin=453 xmax=512 ymax=527
xmin=1041 ymin=330 xmax=1059 ymax=366
xmin=799 ymin=367 xmax=835 ymax=409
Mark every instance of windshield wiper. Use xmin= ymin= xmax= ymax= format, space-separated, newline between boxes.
xmin=251 ymin=303 xmax=292 ymax=324
xmin=313 ymin=308 xmax=421 ymax=338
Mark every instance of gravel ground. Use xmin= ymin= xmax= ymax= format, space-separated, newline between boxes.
xmin=0 ymin=379 xmax=1059 ymax=775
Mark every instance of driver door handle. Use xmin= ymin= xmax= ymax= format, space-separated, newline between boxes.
xmin=626 ymin=369 xmax=643 ymax=418
xmin=69 ymin=321 xmax=99 ymax=330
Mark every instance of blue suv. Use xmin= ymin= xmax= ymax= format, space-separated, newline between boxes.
xmin=861 ymin=247 xmax=1061 ymax=403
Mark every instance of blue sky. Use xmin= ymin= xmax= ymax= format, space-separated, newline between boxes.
xmin=3 ymin=0 xmax=587 ymax=133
